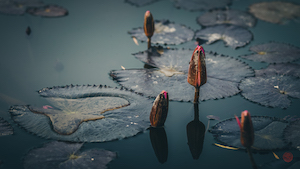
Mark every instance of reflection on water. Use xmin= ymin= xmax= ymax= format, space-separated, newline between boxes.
xmin=1 ymin=0 xmax=300 ymax=168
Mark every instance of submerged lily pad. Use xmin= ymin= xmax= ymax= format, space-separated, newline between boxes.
xmin=255 ymin=63 xmax=300 ymax=77
xmin=0 ymin=117 xmax=13 ymax=136
xmin=27 ymin=4 xmax=68 ymax=17
xmin=125 ymin=0 xmax=160 ymax=7
xmin=195 ymin=25 xmax=253 ymax=49
xmin=110 ymin=48 xmax=254 ymax=102
xmin=249 ymin=1 xmax=300 ymax=24
xmin=172 ymin=0 xmax=232 ymax=11
xmin=24 ymin=141 xmax=116 ymax=169
xmin=240 ymin=42 xmax=300 ymax=63
xmin=209 ymin=116 xmax=289 ymax=150
xmin=128 ymin=20 xmax=194 ymax=45
xmin=284 ymin=119 xmax=300 ymax=150
xmin=0 ymin=0 xmax=43 ymax=15
xmin=9 ymin=85 xmax=153 ymax=142
xmin=197 ymin=9 xmax=256 ymax=27
xmin=239 ymin=73 xmax=300 ymax=109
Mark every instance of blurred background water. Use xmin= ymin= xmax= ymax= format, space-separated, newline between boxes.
xmin=0 ymin=0 xmax=300 ymax=168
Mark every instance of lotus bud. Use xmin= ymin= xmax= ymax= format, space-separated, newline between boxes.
xmin=187 ymin=45 xmax=207 ymax=88
xmin=235 ymin=110 xmax=254 ymax=148
xmin=144 ymin=10 xmax=154 ymax=38
xmin=150 ymin=90 xmax=169 ymax=127
xmin=144 ymin=10 xmax=154 ymax=49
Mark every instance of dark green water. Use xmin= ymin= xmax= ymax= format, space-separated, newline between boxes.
xmin=0 ymin=0 xmax=300 ymax=168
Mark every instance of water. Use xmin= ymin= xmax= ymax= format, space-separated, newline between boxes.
xmin=0 ymin=0 xmax=300 ymax=168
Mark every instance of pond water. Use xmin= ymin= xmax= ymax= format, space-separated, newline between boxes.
xmin=1 ymin=0 xmax=300 ymax=168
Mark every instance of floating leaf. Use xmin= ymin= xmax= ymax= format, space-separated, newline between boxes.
xmin=9 ymin=85 xmax=152 ymax=142
xmin=239 ymin=75 xmax=300 ymax=109
xmin=110 ymin=48 xmax=254 ymax=102
xmin=255 ymin=63 xmax=300 ymax=78
xmin=0 ymin=117 xmax=13 ymax=136
xmin=249 ymin=1 xmax=300 ymax=24
xmin=197 ymin=9 xmax=256 ymax=27
xmin=27 ymin=4 xmax=68 ymax=17
xmin=240 ymin=42 xmax=300 ymax=63
xmin=209 ymin=116 xmax=289 ymax=151
xmin=128 ymin=20 xmax=194 ymax=45
xmin=0 ymin=0 xmax=43 ymax=15
xmin=284 ymin=119 xmax=300 ymax=149
xmin=172 ymin=0 xmax=232 ymax=11
xmin=195 ymin=25 xmax=252 ymax=49
xmin=23 ymin=141 xmax=116 ymax=169
xmin=125 ymin=0 xmax=160 ymax=7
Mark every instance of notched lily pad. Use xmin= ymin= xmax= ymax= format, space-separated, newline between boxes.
xmin=0 ymin=117 xmax=13 ymax=136
xmin=240 ymin=42 xmax=300 ymax=63
xmin=284 ymin=119 xmax=300 ymax=150
xmin=124 ymin=0 xmax=160 ymax=7
xmin=128 ymin=20 xmax=194 ymax=45
xmin=249 ymin=1 xmax=300 ymax=24
xmin=195 ymin=25 xmax=253 ymax=49
xmin=239 ymin=65 xmax=300 ymax=108
xmin=27 ymin=4 xmax=68 ymax=17
xmin=0 ymin=0 xmax=43 ymax=15
xmin=9 ymin=85 xmax=153 ymax=142
xmin=110 ymin=48 xmax=254 ymax=102
xmin=24 ymin=141 xmax=116 ymax=169
xmin=197 ymin=9 xmax=256 ymax=27
xmin=255 ymin=63 xmax=300 ymax=77
xmin=172 ymin=0 xmax=232 ymax=11
xmin=209 ymin=116 xmax=289 ymax=151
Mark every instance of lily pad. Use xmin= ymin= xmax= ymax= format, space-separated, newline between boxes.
xmin=124 ymin=0 xmax=160 ymax=7
xmin=27 ymin=4 xmax=68 ymax=17
xmin=249 ymin=1 xmax=300 ymax=24
xmin=283 ymin=119 xmax=300 ymax=150
xmin=240 ymin=42 xmax=300 ymax=63
xmin=9 ymin=85 xmax=153 ymax=142
xmin=209 ymin=116 xmax=289 ymax=151
xmin=239 ymin=75 xmax=300 ymax=109
xmin=23 ymin=141 xmax=116 ymax=169
xmin=110 ymin=48 xmax=254 ymax=102
xmin=255 ymin=63 xmax=300 ymax=77
xmin=0 ymin=0 xmax=43 ymax=15
xmin=197 ymin=9 xmax=256 ymax=27
xmin=195 ymin=25 xmax=253 ymax=49
xmin=128 ymin=20 xmax=194 ymax=45
xmin=0 ymin=117 xmax=13 ymax=136
xmin=172 ymin=0 xmax=232 ymax=11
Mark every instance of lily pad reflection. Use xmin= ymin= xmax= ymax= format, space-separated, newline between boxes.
xmin=249 ymin=1 xmax=300 ymax=24
xmin=24 ymin=141 xmax=116 ymax=169
xmin=197 ymin=9 xmax=256 ymax=27
xmin=209 ymin=116 xmax=289 ymax=151
xmin=172 ymin=0 xmax=232 ymax=11
xmin=110 ymin=48 xmax=254 ymax=102
xmin=27 ymin=5 xmax=68 ymax=17
xmin=284 ymin=119 xmax=300 ymax=149
xmin=195 ymin=25 xmax=253 ymax=49
xmin=0 ymin=117 xmax=13 ymax=136
xmin=9 ymin=85 xmax=153 ymax=142
xmin=128 ymin=20 xmax=194 ymax=45
xmin=240 ymin=42 xmax=300 ymax=63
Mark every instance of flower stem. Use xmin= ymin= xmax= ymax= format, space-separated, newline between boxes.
xmin=194 ymin=87 xmax=200 ymax=103
xmin=147 ymin=38 xmax=151 ymax=49
xmin=247 ymin=147 xmax=257 ymax=169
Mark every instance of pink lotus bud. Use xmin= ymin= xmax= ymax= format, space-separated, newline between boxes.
xmin=150 ymin=90 xmax=169 ymax=127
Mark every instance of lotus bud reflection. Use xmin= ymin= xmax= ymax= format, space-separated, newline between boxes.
xmin=235 ymin=110 xmax=254 ymax=148
xmin=150 ymin=90 xmax=169 ymax=127
xmin=187 ymin=45 xmax=207 ymax=102
xmin=144 ymin=10 xmax=154 ymax=49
